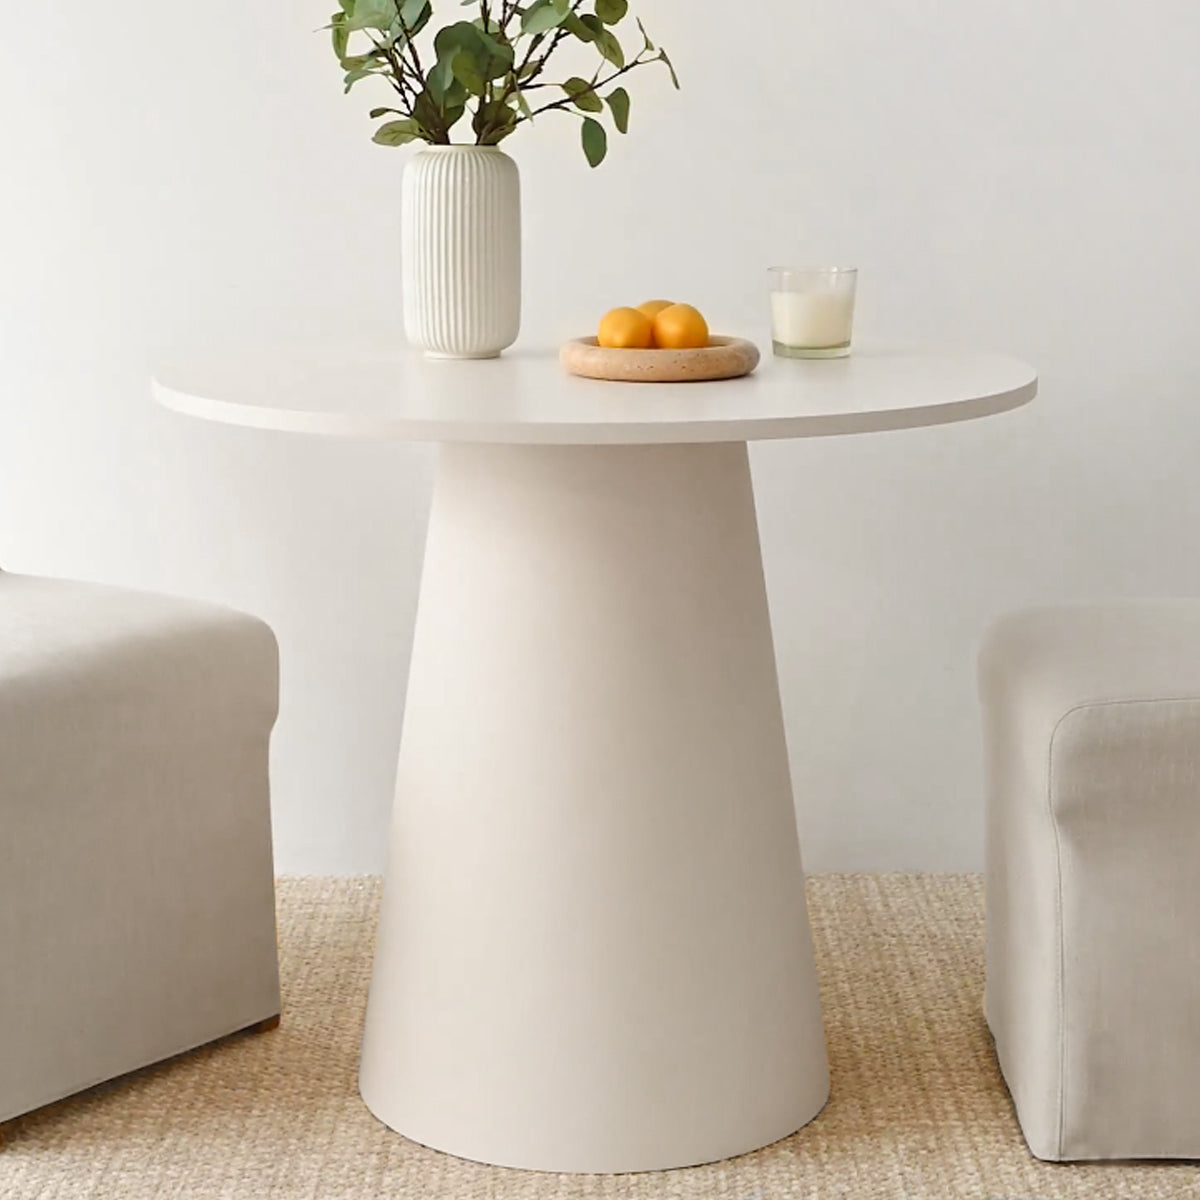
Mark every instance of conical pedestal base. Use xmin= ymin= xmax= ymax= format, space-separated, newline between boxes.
xmin=359 ymin=441 xmax=829 ymax=1172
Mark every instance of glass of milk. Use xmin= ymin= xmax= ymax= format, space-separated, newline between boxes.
xmin=768 ymin=267 xmax=858 ymax=358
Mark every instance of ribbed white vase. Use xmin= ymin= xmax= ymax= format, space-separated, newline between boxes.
xmin=401 ymin=145 xmax=521 ymax=359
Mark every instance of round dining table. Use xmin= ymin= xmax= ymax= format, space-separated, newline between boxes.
xmin=154 ymin=339 xmax=1036 ymax=1173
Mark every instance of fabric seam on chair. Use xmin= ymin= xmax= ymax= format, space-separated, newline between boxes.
xmin=1047 ymin=705 xmax=1070 ymax=1160
xmin=1045 ymin=691 xmax=1200 ymax=1160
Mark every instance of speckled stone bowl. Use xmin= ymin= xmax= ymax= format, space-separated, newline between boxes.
xmin=559 ymin=336 xmax=760 ymax=383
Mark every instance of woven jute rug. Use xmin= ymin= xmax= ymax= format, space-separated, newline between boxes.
xmin=2 ymin=875 xmax=1197 ymax=1199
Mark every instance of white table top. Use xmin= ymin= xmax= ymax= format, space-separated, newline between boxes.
xmin=152 ymin=340 xmax=1036 ymax=445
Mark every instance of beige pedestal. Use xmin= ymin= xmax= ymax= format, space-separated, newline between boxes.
xmin=359 ymin=442 xmax=829 ymax=1172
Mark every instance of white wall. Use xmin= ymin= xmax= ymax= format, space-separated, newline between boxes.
xmin=3 ymin=1 xmax=1199 ymax=872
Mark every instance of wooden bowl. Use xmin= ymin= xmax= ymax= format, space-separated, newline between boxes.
xmin=560 ymin=336 xmax=760 ymax=384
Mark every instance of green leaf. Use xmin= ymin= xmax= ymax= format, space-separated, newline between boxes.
xmin=412 ymin=89 xmax=441 ymax=131
xmin=515 ymin=87 xmax=533 ymax=121
xmin=658 ymin=46 xmax=680 ymax=88
xmin=395 ymin=0 xmax=430 ymax=37
xmin=522 ymin=0 xmax=569 ymax=35
xmin=477 ymin=29 xmax=516 ymax=77
xmin=427 ymin=52 xmax=458 ymax=103
xmin=369 ymin=105 xmax=405 ymax=118
xmin=330 ymin=13 xmax=350 ymax=59
xmin=606 ymin=86 xmax=629 ymax=133
xmin=433 ymin=22 xmax=472 ymax=59
xmin=578 ymin=16 xmax=622 ymax=66
xmin=443 ymin=98 xmax=468 ymax=134
xmin=563 ymin=11 xmax=596 ymax=41
xmin=345 ymin=0 xmax=396 ymax=32
xmin=459 ymin=63 xmax=490 ymax=95
xmin=431 ymin=22 xmax=511 ymax=96
xmin=595 ymin=0 xmax=628 ymax=24
xmin=372 ymin=118 xmax=422 ymax=146
xmin=580 ymin=116 xmax=607 ymax=167
xmin=397 ymin=0 xmax=428 ymax=28
xmin=343 ymin=64 xmax=382 ymax=91
xmin=451 ymin=49 xmax=486 ymax=94
xmin=636 ymin=16 xmax=654 ymax=51
xmin=414 ymin=82 xmax=467 ymax=136
xmin=562 ymin=76 xmax=603 ymax=113
xmin=474 ymin=99 xmax=518 ymax=145
xmin=595 ymin=27 xmax=624 ymax=68
xmin=434 ymin=22 xmax=513 ymax=93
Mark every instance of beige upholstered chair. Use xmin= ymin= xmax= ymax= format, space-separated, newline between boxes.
xmin=0 ymin=570 xmax=281 ymax=1129
xmin=979 ymin=601 xmax=1200 ymax=1161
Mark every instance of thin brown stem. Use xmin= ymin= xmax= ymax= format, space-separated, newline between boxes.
xmin=394 ymin=4 xmax=427 ymax=82
xmin=521 ymin=0 xmax=587 ymax=87
xmin=517 ymin=52 xmax=652 ymax=123
xmin=480 ymin=0 xmax=588 ymax=140
xmin=370 ymin=35 xmax=414 ymax=104
xmin=478 ymin=13 xmax=550 ymax=141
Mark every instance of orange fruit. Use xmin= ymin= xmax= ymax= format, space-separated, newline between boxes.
xmin=597 ymin=306 xmax=654 ymax=349
xmin=635 ymin=299 xmax=675 ymax=322
xmin=652 ymin=303 xmax=709 ymax=350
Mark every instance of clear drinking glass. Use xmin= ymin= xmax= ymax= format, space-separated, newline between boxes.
xmin=768 ymin=267 xmax=858 ymax=358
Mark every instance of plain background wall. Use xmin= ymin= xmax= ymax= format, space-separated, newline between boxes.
xmin=3 ymin=1 xmax=1199 ymax=872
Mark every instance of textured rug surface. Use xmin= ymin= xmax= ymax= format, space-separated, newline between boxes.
xmin=2 ymin=874 xmax=1198 ymax=1200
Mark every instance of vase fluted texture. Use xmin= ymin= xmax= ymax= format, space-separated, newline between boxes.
xmin=401 ymin=145 xmax=521 ymax=359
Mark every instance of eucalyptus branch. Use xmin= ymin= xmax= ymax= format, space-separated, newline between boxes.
xmin=512 ymin=31 xmax=548 ymax=84
xmin=393 ymin=5 xmax=426 ymax=82
xmin=482 ymin=21 xmax=555 ymax=139
xmin=499 ymin=0 xmax=520 ymax=31
xmin=519 ymin=52 xmax=653 ymax=123
xmin=328 ymin=0 xmax=676 ymax=164
xmin=370 ymin=35 xmax=414 ymax=104
xmin=521 ymin=0 xmax=588 ymax=87
xmin=398 ymin=54 xmax=426 ymax=88
xmin=387 ymin=72 xmax=413 ymax=107
xmin=488 ymin=0 xmax=584 ymax=128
